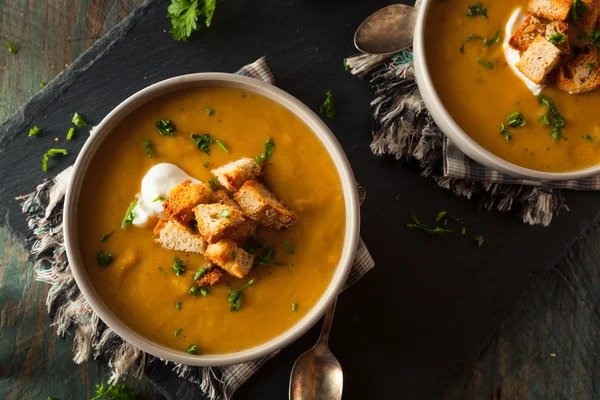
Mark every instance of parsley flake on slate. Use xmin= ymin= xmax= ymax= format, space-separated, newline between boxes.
xmin=176 ymin=302 xmax=182 ymax=310
xmin=461 ymin=227 xmax=467 ymax=235
xmin=40 ymin=82 xmax=46 ymax=89
xmin=548 ymin=33 xmax=566 ymax=46
xmin=193 ymin=266 xmax=207 ymax=281
xmin=120 ymin=200 xmax=137 ymax=229
xmin=583 ymin=135 xmax=594 ymax=143
xmin=255 ymin=138 xmax=275 ymax=164
xmin=7 ymin=42 xmax=18 ymax=54
xmin=92 ymin=382 xmax=138 ymax=400
xmin=343 ymin=58 xmax=349 ymax=71
xmin=320 ymin=90 xmax=337 ymax=119
xmin=192 ymin=133 xmax=214 ymax=154
xmin=407 ymin=213 xmax=454 ymax=235
xmin=174 ymin=329 xmax=182 ymax=337
xmin=142 ymin=141 xmax=155 ymax=158
xmin=474 ymin=235 xmax=485 ymax=247
xmin=29 ymin=126 xmax=40 ymax=137
xmin=228 ymin=279 xmax=255 ymax=312
xmin=283 ymin=241 xmax=294 ymax=254
xmin=155 ymin=120 xmax=176 ymax=136
xmin=507 ymin=112 xmax=526 ymax=128
xmin=96 ymin=252 xmax=114 ymax=267
xmin=571 ymin=0 xmax=589 ymax=21
xmin=206 ymin=108 xmax=215 ymax=116
xmin=393 ymin=194 xmax=401 ymax=202
xmin=42 ymin=149 xmax=68 ymax=172
xmin=186 ymin=344 xmax=198 ymax=354
xmin=157 ymin=266 xmax=166 ymax=276
xmin=292 ymin=303 xmax=298 ymax=312
xmin=168 ymin=0 xmax=216 ymax=42
xmin=100 ymin=230 xmax=115 ymax=242
xmin=72 ymin=112 xmax=87 ymax=127
xmin=153 ymin=196 xmax=167 ymax=202
xmin=66 ymin=127 xmax=76 ymax=141
xmin=172 ymin=258 xmax=186 ymax=276
xmin=466 ymin=1 xmax=487 ymax=18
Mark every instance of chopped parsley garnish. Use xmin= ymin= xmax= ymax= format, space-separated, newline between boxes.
xmin=538 ymin=95 xmax=567 ymax=141
xmin=92 ymin=382 xmax=138 ymax=400
xmin=42 ymin=149 xmax=68 ymax=172
xmin=96 ymin=252 xmax=114 ymax=267
xmin=66 ymin=127 xmax=75 ymax=141
xmin=590 ymin=29 xmax=600 ymax=49
xmin=40 ymin=82 xmax=46 ymax=89
xmin=203 ymin=162 xmax=209 ymax=168
xmin=292 ymin=303 xmax=298 ymax=312
xmin=571 ymin=0 xmax=589 ymax=21
xmin=435 ymin=211 xmax=447 ymax=222
xmin=208 ymin=178 xmax=218 ymax=191
xmin=459 ymin=34 xmax=484 ymax=54
xmin=435 ymin=211 xmax=465 ymax=225
xmin=548 ymin=33 xmax=566 ymax=46
xmin=253 ymin=246 xmax=288 ymax=266
xmin=228 ymin=279 xmax=255 ymax=312
xmin=199 ymin=287 xmax=209 ymax=296
xmin=193 ymin=266 xmax=207 ymax=281
xmin=393 ymin=194 xmax=401 ymax=202
xmin=232 ymin=251 xmax=237 ymax=260
xmin=7 ymin=42 xmax=18 ymax=54
xmin=507 ymin=112 xmax=526 ymax=128
xmin=142 ymin=141 xmax=154 ymax=158
xmin=255 ymin=138 xmax=275 ymax=164
xmin=72 ymin=112 xmax=87 ymax=127
xmin=583 ymin=135 xmax=594 ymax=143
xmin=477 ymin=58 xmax=494 ymax=69
xmin=155 ymin=120 xmax=176 ymax=136
xmin=461 ymin=227 xmax=467 ymax=235
xmin=192 ymin=133 xmax=214 ymax=154
xmin=538 ymin=115 xmax=551 ymax=126
xmin=157 ymin=266 xmax=166 ymax=276
xmin=153 ymin=196 xmax=167 ymax=202
xmin=217 ymin=208 xmax=230 ymax=218
xmin=216 ymin=140 xmax=229 ymax=153
xmin=174 ymin=329 xmax=182 ymax=336
xmin=320 ymin=90 xmax=337 ymax=119
xmin=120 ymin=200 xmax=137 ymax=229
xmin=168 ymin=0 xmax=216 ymax=42
xmin=466 ymin=2 xmax=487 ymax=18
xmin=485 ymin=31 xmax=501 ymax=47
xmin=407 ymin=213 xmax=454 ymax=235
xmin=100 ymin=230 xmax=115 ymax=242
xmin=244 ymin=236 xmax=264 ymax=255
xmin=29 ymin=126 xmax=40 ymax=137
xmin=283 ymin=241 xmax=294 ymax=254
xmin=172 ymin=257 xmax=186 ymax=276
xmin=189 ymin=285 xmax=200 ymax=296
xmin=343 ymin=58 xmax=349 ymax=71
xmin=185 ymin=343 xmax=198 ymax=354
xmin=176 ymin=301 xmax=182 ymax=310
xmin=474 ymin=235 xmax=484 ymax=247
xmin=587 ymin=62 xmax=597 ymax=71
xmin=500 ymin=124 xmax=511 ymax=141
xmin=206 ymin=108 xmax=214 ymax=116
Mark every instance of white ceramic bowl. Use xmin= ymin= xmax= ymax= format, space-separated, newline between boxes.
xmin=413 ymin=0 xmax=600 ymax=181
xmin=64 ymin=73 xmax=360 ymax=366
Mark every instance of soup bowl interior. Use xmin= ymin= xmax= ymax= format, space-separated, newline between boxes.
xmin=413 ymin=0 xmax=600 ymax=181
xmin=64 ymin=73 xmax=359 ymax=366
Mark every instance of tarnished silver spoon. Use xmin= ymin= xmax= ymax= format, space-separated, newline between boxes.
xmin=354 ymin=4 xmax=418 ymax=55
xmin=289 ymin=299 xmax=342 ymax=400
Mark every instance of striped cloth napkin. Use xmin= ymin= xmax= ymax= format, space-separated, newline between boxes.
xmin=18 ymin=57 xmax=374 ymax=400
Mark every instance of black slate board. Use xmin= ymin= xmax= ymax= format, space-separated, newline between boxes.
xmin=2 ymin=0 xmax=600 ymax=399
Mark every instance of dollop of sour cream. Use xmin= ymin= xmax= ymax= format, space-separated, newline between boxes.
xmin=503 ymin=8 xmax=544 ymax=96
xmin=131 ymin=163 xmax=201 ymax=227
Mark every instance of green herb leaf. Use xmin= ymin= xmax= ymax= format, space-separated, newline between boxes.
xmin=548 ymin=33 xmax=566 ymax=46
xmin=538 ymin=95 xmax=567 ymax=141
xmin=435 ymin=211 xmax=447 ymax=222
xmin=244 ymin=236 xmax=264 ymax=255
xmin=253 ymin=246 xmax=288 ymax=266
xmin=206 ymin=108 xmax=214 ymax=116
xmin=474 ymin=235 xmax=484 ymax=247
xmin=157 ymin=266 xmax=166 ymax=276
xmin=292 ymin=302 xmax=298 ymax=312
xmin=583 ymin=135 xmax=594 ymax=143
xmin=217 ymin=208 xmax=230 ymax=218
xmin=320 ymin=90 xmax=337 ymax=119
xmin=96 ymin=252 xmax=114 ymax=267
xmin=100 ymin=230 xmax=115 ymax=242
xmin=393 ymin=194 xmax=401 ymax=202
xmin=92 ymin=382 xmax=138 ymax=400
xmin=407 ymin=213 xmax=454 ymax=236
xmin=120 ymin=200 xmax=137 ymax=229
xmin=72 ymin=112 xmax=87 ymax=127
xmin=507 ymin=112 xmax=526 ymax=128
xmin=191 ymin=133 xmax=214 ymax=154
xmin=40 ymin=82 xmax=46 ymax=89
xmin=142 ymin=141 xmax=155 ymax=159
xmin=208 ymin=178 xmax=218 ymax=191
xmin=459 ymin=34 xmax=485 ymax=54
xmin=283 ymin=240 xmax=294 ymax=254
xmin=461 ymin=227 xmax=467 ymax=235
xmin=477 ymin=58 xmax=494 ymax=69
xmin=466 ymin=1 xmax=487 ymax=18
xmin=29 ymin=126 xmax=41 ymax=137
xmin=232 ymin=251 xmax=237 ymax=260
xmin=343 ymin=58 xmax=349 ymax=71
xmin=155 ymin=120 xmax=176 ymax=136
xmin=153 ymin=196 xmax=167 ymax=202
xmin=176 ymin=301 xmax=182 ymax=310
xmin=186 ymin=343 xmax=198 ymax=354
xmin=500 ymin=123 xmax=511 ymax=141
xmin=66 ymin=127 xmax=76 ymax=141
xmin=7 ymin=42 xmax=18 ymax=54
xmin=175 ymin=328 xmax=182 ymax=336
xmin=572 ymin=0 xmax=589 ymax=21
xmin=590 ymin=29 xmax=600 ymax=48
xmin=485 ymin=31 xmax=501 ymax=47
xmin=189 ymin=285 xmax=200 ymax=296
xmin=203 ymin=162 xmax=209 ymax=168
xmin=538 ymin=115 xmax=551 ymax=126
xmin=587 ymin=62 xmax=597 ymax=71
xmin=42 ymin=149 xmax=68 ymax=172
xmin=168 ymin=0 xmax=216 ymax=42
xmin=227 ymin=279 xmax=255 ymax=311
xmin=193 ymin=266 xmax=207 ymax=281
xmin=172 ymin=257 xmax=186 ymax=276
xmin=200 ymin=287 xmax=209 ymax=296
xmin=216 ymin=140 xmax=229 ymax=153
xmin=255 ymin=138 xmax=275 ymax=164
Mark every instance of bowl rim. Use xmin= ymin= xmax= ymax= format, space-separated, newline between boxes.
xmin=413 ymin=0 xmax=600 ymax=181
xmin=63 ymin=72 xmax=360 ymax=366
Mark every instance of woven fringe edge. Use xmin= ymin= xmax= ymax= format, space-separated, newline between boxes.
xmin=347 ymin=51 xmax=564 ymax=227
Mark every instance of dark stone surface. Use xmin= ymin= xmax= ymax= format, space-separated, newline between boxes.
xmin=2 ymin=0 xmax=600 ymax=399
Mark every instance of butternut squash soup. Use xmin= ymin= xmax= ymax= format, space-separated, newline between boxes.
xmin=426 ymin=0 xmax=600 ymax=172
xmin=77 ymin=86 xmax=345 ymax=355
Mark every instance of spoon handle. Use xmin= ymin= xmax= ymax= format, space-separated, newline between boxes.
xmin=317 ymin=298 xmax=337 ymax=347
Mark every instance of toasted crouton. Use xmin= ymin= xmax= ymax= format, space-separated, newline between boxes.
xmin=209 ymin=190 xmax=258 ymax=242
xmin=210 ymin=189 xmax=241 ymax=209
xmin=528 ymin=0 xmax=572 ymax=21
xmin=557 ymin=43 xmax=600 ymax=93
xmin=545 ymin=21 xmax=570 ymax=55
xmin=204 ymin=239 xmax=253 ymax=279
xmin=193 ymin=203 xmax=246 ymax=244
xmin=153 ymin=219 xmax=207 ymax=254
xmin=197 ymin=268 xmax=222 ymax=286
xmin=211 ymin=158 xmax=262 ymax=191
xmin=509 ymin=15 xmax=546 ymax=52
xmin=163 ymin=180 xmax=212 ymax=223
xmin=233 ymin=180 xmax=298 ymax=230
xmin=582 ymin=0 xmax=600 ymax=34
xmin=516 ymin=36 xmax=562 ymax=84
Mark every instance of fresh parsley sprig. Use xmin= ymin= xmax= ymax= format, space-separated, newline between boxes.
xmin=255 ymin=138 xmax=275 ymax=164
xmin=120 ymin=200 xmax=137 ymax=229
xmin=228 ymin=279 xmax=255 ymax=311
xmin=320 ymin=90 xmax=337 ymax=119
xmin=42 ymin=149 xmax=68 ymax=172
xmin=155 ymin=120 xmax=176 ymax=136
xmin=168 ymin=0 xmax=216 ymax=42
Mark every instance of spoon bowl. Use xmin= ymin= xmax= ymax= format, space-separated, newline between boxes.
xmin=354 ymin=4 xmax=417 ymax=55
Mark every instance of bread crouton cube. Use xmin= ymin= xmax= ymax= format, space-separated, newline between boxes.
xmin=516 ymin=36 xmax=562 ymax=84
xmin=527 ymin=0 xmax=572 ymax=21
xmin=233 ymin=180 xmax=298 ymax=230
xmin=162 ymin=180 xmax=212 ymax=223
xmin=193 ymin=203 xmax=246 ymax=244
xmin=210 ymin=189 xmax=242 ymax=209
xmin=197 ymin=268 xmax=222 ymax=286
xmin=545 ymin=21 xmax=570 ymax=56
xmin=211 ymin=157 xmax=262 ymax=191
xmin=581 ymin=0 xmax=600 ymax=34
xmin=509 ymin=15 xmax=545 ymax=52
xmin=153 ymin=219 xmax=207 ymax=254
xmin=204 ymin=239 xmax=253 ymax=279
xmin=557 ymin=43 xmax=600 ymax=93
xmin=209 ymin=190 xmax=258 ymax=242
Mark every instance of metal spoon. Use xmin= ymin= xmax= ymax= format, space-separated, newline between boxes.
xmin=354 ymin=4 xmax=418 ymax=55
xmin=289 ymin=299 xmax=343 ymax=400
